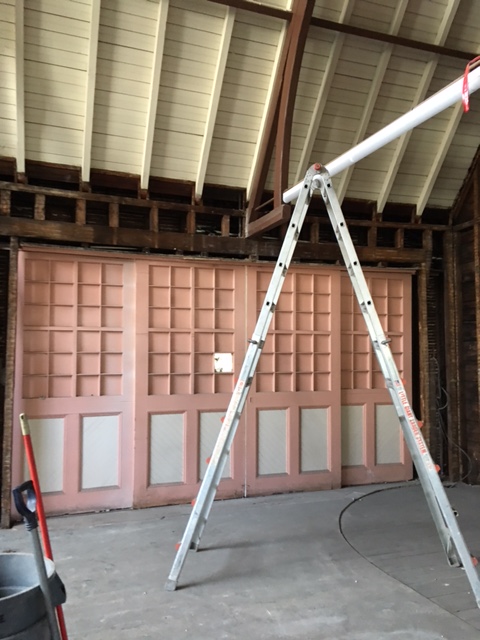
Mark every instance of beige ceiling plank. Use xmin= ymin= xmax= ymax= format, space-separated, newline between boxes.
xmin=293 ymin=0 xmax=355 ymax=184
xmin=376 ymin=0 xmax=461 ymax=213
xmin=416 ymin=103 xmax=463 ymax=218
xmin=140 ymin=0 xmax=170 ymax=191
xmin=15 ymin=0 xmax=25 ymax=175
xmin=336 ymin=0 xmax=409 ymax=204
xmin=81 ymin=0 xmax=101 ymax=184
xmin=195 ymin=7 xmax=236 ymax=201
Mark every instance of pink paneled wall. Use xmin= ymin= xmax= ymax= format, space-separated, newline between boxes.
xmin=13 ymin=250 xmax=413 ymax=515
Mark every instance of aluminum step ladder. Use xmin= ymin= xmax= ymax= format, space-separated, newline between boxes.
xmin=165 ymin=164 xmax=480 ymax=606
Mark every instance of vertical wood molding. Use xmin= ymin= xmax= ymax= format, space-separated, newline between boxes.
xmin=444 ymin=229 xmax=461 ymax=479
xmin=1 ymin=239 xmax=19 ymax=527
xmin=418 ymin=230 xmax=432 ymax=448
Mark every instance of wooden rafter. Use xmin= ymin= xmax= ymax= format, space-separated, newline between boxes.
xmin=416 ymin=103 xmax=463 ymax=218
xmin=376 ymin=0 xmax=461 ymax=214
xmin=14 ymin=0 xmax=25 ymax=176
xmin=335 ymin=0 xmax=409 ymax=204
xmin=81 ymin=0 xmax=101 ymax=184
xmin=195 ymin=7 xmax=236 ymax=201
xmin=294 ymin=0 xmax=355 ymax=184
xmin=273 ymin=0 xmax=315 ymax=205
xmin=141 ymin=0 xmax=169 ymax=191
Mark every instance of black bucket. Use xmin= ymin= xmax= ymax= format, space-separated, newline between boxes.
xmin=0 ymin=553 xmax=66 ymax=639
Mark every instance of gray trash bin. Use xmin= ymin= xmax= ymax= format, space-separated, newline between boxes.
xmin=0 ymin=553 xmax=66 ymax=639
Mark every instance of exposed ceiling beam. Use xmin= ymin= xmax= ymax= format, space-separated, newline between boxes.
xmin=416 ymin=103 xmax=463 ymax=218
xmin=376 ymin=0 xmax=461 ymax=213
xmin=246 ymin=23 xmax=287 ymax=204
xmin=207 ymin=0 xmax=476 ymax=61
xmin=294 ymin=0 xmax=355 ymax=184
xmin=195 ymin=7 xmax=236 ymax=201
xmin=273 ymin=0 xmax=315 ymax=205
xmin=141 ymin=0 xmax=169 ymax=191
xmin=335 ymin=0 xmax=409 ymax=203
xmin=81 ymin=0 xmax=101 ymax=184
xmin=208 ymin=0 xmax=289 ymax=20
xmin=14 ymin=0 xmax=25 ymax=175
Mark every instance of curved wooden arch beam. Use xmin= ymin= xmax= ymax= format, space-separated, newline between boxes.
xmin=246 ymin=0 xmax=314 ymax=236
xmin=273 ymin=0 xmax=315 ymax=208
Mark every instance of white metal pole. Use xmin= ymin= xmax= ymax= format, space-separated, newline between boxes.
xmin=283 ymin=66 xmax=480 ymax=203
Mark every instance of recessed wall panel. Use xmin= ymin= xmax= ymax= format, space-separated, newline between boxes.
xmin=300 ymin=407 xmax=328 ymax=472
xmin=341 ymin=405 xmax=364 ymax=466
xmin=150 ymin=413 xmax=184 ymax=484
xmin=200 ymin=412 xmax=231 ymax=480
xmin=258 ymin=409 xmax=286 ymax=475
xmin=375 ymin=404 xmax=401 ymax=464
xmin=26 ymin=418 xmax=64 ymax=493
xmin=81 ymin=415 xmax=119 ymax=489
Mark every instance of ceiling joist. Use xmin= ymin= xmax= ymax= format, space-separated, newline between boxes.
xmin=81 ymin=0 xmax=101 ymax=185
xmin=141 ymin=0 xmax=170 ymax=191
xmin=14 ymin=0 xmax=25 ymax=176
xmin=195 ymin=7 xmax=236 ymax=202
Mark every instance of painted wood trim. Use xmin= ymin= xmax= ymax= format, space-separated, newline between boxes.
xmin=416 ymin=103 xmax=463 ymax=218
xmin=376 ymin=0 xmax=461 ymax=213
xmin=195 ymin=7 xmax=236 ymax=201
xmin=335 ymin=0 xmax=409 ymax=203
xmin=141 ymin=0 xmax=170 ymax=190
xmin=14 ymin=0 xmax=25 ymax=175
xmin=81 ymin=0 xmax=101 ymax=183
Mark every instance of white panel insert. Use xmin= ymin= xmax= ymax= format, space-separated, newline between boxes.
xmin=200 ymin=412 xmax=231 ymax=480
xmin=25 ymin=418 xmax=64 ymax=493
xmin=375 ymin=404 xmax=401 ymax=464
xmin=341 ymin=405 xmax=364 ymax=467
xmin=300 ymin=407 xmax=328 ymax=472
xmin=81 ymin=415 xmax=119 ymax=490
xmin=258 ymin=409 xmax=286 ymax=476
xmin=150 ymin=413 xmax=184 ymax=485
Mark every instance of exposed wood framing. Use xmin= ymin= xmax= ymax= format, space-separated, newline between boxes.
xmin=444 ymin=229 xmax=461 ymax=479
xmin=376 ymin=0 xmax=461 ymax=214
xmin=417 ymin=230 xmax=433 ymax=449
xmin=416 ymin=103 xmax=463 ymax=218
xmin=108 ymin=203 xmax=119 ymax=228
xmin=335 ymin=0 xmax=408 ymax=203
xmin=273 ymin=0 xmax=315 ymax=206
xmin=208 ymin=0 xmax=476 ymax=60
xmin=294 ymin=0 xmax=354 ymax=183
xmin=0 ymin=193 xmax=10 ymax=217
xmin=473 ymin=167 xmax=480 ymax=481
xmin=76 ymin=199 xmax=86 ymax=225
xmin=14 ymin=0 xmax=25 ymax=176
xmin=246 ymin=204 xmax=291 ymax=238
xmin=0 ymin=216 xmax=426 ymax=264
xmin=34 ymin=194 xmax=45 ymax=221
xmin=195 ymin=8 xmax=236 ymax=201
xmin=246 ymin=24 xmax=287 ymax=204
xmin=149 ymin=204 xmax=159 ymax=233
xmin=141 ymin=0 xmax=169 ymax=191
xmin=81 ymin=0 xmax=101 ymax=184
xmin=1 ymin=238 xmax=18 ymax=528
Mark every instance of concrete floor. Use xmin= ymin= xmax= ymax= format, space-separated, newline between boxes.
xmin=4 ymin=481 xmax=480 ymax=639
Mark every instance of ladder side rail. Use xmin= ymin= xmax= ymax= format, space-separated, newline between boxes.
xmin=319 ymin=170 xmax=480 ymax=605
xmin=165 ymin=166 xmax=318 ymax=591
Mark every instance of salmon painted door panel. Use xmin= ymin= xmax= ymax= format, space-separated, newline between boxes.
xmin=132 ymin=261 xmax=247 ymax=508
xmin=13 ymin=251 xmax=135 ymax=515
xmin=245 ymin=267 xmax=343 ymax=495
xmin=340 ymin=272 xmax=413 ymax=485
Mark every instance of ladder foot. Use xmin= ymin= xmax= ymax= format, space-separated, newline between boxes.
xmin=165 ymin=578 xmax=178 ymax=592
xmin=190 ymin=541 xmax=200 ymax=551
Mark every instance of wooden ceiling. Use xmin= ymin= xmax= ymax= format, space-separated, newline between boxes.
xmin=1 ymin=0 xmax=480 ymax=220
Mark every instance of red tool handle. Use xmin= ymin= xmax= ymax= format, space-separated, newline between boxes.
xmin=20 ymin=413 xmax=69 ymax=640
